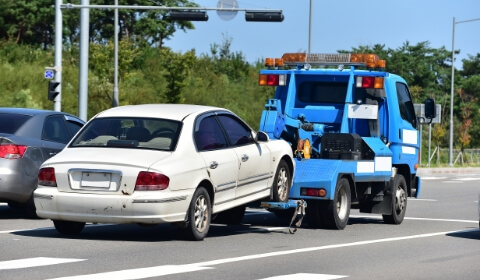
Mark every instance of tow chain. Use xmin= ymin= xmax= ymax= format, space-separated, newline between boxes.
xmin=288 ymin=200 xmax=306 ymax=234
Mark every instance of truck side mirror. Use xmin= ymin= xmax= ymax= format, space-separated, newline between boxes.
xmin=425 ymin=98 xmax=436 ymax=119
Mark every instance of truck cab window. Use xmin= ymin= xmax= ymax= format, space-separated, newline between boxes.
xmin=395 ymin=82 xmax=417 ymax=129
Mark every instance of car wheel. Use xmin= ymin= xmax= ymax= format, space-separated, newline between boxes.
xmin=53 ymin=220 xmax=86 ymax=235
xmin=185 ymin=187 xmax=211 ymax=241
xmin=319 ymin=178 xmax=351 ymax=230
xmin=383 ymin=174 xmax=407 ymax=224
xmin=213 ymin=205 xmax=246 ymax=224
xmin=25 ymin=200 xmax=39 ymax=219
xmin=272 ymin=160 xmax=291 ymax=202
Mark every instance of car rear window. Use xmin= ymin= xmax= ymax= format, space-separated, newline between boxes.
xmin=70 ymin=117 xmax=181 ymax=151
xmin=0 ymin=113 xmax=32 ymax=134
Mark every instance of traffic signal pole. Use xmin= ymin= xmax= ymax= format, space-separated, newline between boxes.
xmin=58 ymin=3 xmax=284 ymax=119
xmin=53 ymin=0 xmax=62 ymax=112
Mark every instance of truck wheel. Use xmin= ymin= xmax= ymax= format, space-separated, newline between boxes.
xmin=272 ymin=160 xmax=291 ymax=202
xmin=383 ymin=174 xmax=407 ymax=224
xmin=306 ymin=178 xmax=351 ymax=230
xmin=53 ymin=220 xmax=85 ymax=235
xmin=213 ymin=205 xmax=246 ymax=224
xmin=322 ymin=178 xmax=351 ymax=230
xmin=184 ymin=187 xmax=211 ymax=241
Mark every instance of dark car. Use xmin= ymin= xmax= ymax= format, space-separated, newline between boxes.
xmin=0 ymin=108 xmax=85 ymax=216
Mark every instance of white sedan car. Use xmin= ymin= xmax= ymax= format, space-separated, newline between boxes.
xmin=34 ymin=104 xmax=294 ymax=240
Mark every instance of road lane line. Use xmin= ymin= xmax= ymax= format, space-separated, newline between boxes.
xmin=46 ymin=228 xmax=477 ymax=280
xmin=259 ymin=273 xmax=347 ymax=280
xmin=0 ymin=257 xmax=85 ymax=270
xmin=350 ymin=214 xmax=478 ymax=224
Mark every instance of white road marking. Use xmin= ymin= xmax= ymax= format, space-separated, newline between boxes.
xmin=46 ymin=228 xmax=477 ymax=280
xmin=421 ymin=177 xmax=447 ymax=180
xmin=0 ymin=257 xmax=85 ymax=270
xmin=456 ymin=177 xmax=480 ymax=181
xmin=410 ymin=198 xmax=437 ymax=201
xmin=259 ymin=273 xmax=347 ymax=280
xmin=350 ymin=214 xmax=478 ymax=224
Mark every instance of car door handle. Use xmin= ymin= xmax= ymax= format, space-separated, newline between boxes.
xmin=49 ymin=152 xmax=57 ymax=156
xmin=241 ymin=154 xmax=249 ymax=162
xmin=209 ymin=161 xmax=218 ymax=169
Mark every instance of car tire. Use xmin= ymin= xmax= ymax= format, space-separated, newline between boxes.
xmin=272 ymin=160 xmax=291 ymax=202
xmin=383 ymin=174 xmax=407 ymax=225
xmin=53 ymin=220 xmax=86 ymax=235
xmin=213 ymin=205 xmax=246 ymax=224
xmin=184 ymin=187 xmax=211 ymax=241
xmin=323 ymin=178 xmax=351 ymax=229
xmin=25 ymin=196 xmax=39 ymax=219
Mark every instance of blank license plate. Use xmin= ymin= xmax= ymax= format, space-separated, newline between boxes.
xmin=81 ymin=172 xmax=112 ymax=188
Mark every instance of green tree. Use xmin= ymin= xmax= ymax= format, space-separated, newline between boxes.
xmin=160 ymin=48 xmax=196 ymax=103
xmin=0 ymin=0 xmax=55 ymax=48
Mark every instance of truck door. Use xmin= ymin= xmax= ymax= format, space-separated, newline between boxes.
xmin=393 ymin=82 xmax=419 ymax=167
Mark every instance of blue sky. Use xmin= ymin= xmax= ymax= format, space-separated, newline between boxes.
xmin=164 ymin=0 xmax=480 ymax=69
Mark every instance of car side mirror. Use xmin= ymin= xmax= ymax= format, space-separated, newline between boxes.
xmin=255 ymin=131 xmax=269 ymax=142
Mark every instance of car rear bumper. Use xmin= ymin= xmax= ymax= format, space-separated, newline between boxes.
xmin=0 ymin=158 xmax=37 ymax=203
xmin=33 ymin=187 xmax=192 ymax=224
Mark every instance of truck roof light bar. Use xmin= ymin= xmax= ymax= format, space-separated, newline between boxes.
xmin=264 ymin=53 xmax=386 ymax=69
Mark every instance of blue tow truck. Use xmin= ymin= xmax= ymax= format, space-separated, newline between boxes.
xmin=259 ymin=53 xmax=435 ymax=229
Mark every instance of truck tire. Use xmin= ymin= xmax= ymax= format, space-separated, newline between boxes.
xmin=184 ymin=187 xmax=211 ymax=241
xmin=321 ymin=178 xmax=351 ymax=229
xmin=272 ymin=160 xmax=291 ymax=202
xmin=383 ymin=174 xmax=407 ymax=224
xmin=213 ymin=205 xmax=246 ymax=224
xmin=306 ymin=178 xmax=351 ymax=230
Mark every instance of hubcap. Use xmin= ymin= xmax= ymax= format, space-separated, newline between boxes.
xmin=336 ymin=187 xmax=348 ymax=219
xmin=194 ymin=195 xmax=208 ymax=232
xmin=277 ymin=168 xmax=288 ymax=201
xmin=394 ymin=186 xmax=406 ymax=214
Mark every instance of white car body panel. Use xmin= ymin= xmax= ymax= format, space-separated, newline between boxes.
xmin=34 ymin=104 xmax=294 ymax=228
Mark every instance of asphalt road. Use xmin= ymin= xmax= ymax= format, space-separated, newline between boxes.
xmin=1 ymin=172 xmax=479 ymax=280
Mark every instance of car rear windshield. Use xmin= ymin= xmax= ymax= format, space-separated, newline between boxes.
xmin=70 ymin=117 xmax=182 ymax=151
xmin=0 ymin=113 xmax=32 ymax=134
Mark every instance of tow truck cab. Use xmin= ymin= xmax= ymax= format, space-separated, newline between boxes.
xmin=259 ymin=53 xmax=434 ymax=229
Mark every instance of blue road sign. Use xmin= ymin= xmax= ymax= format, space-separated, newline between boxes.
xmin=44 ymin=70 xmax=54 ymax=79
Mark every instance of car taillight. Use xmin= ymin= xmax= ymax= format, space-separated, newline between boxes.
xmin=135 ymin=171 xmax=169 ymax=190
xmin=38 ymin=167 xmax=57 ymax=187
xmin=0 ymin=144 xmax=27 ymax=159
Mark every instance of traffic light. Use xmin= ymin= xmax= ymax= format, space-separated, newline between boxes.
xmin=425 ymin=98 xmax=436 ymax=119
xmin=245 ymin=11 xmax=284 ymax=22
xmin=48 ymin=81 xmax=60 ymax=101
xmin=169 ymin=11 xmax=208 ymax=21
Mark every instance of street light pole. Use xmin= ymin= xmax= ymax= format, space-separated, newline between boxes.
xmin=449 ymin=17 xmax=480 ymax=166
xmin=308 ymin=0 xmax=312 ymax=54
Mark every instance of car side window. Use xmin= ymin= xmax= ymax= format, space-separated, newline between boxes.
xmin=66 ymin=120 xmax=83 ymax=136
xmin=217 ymin=115 xmax=254 ymax=147
xmin=195 ymin=116 xmax=228 ymax=151
xmin=42 ymin=115 xmax=71 ymax=144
